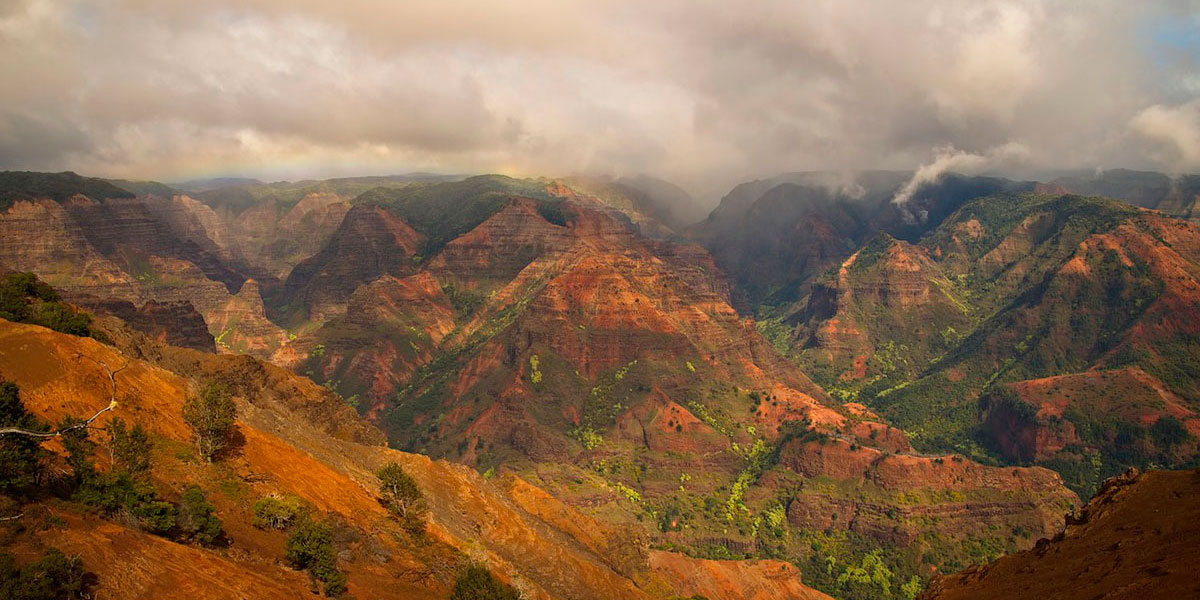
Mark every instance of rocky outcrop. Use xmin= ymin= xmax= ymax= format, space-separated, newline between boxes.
xmin=648 ymin=552 xmax=833 ymax=600
xmin=73 ymin=296 xmax=215 ymax=352
xmin=282 ymin=204 xmax=423 ymax=321
xmin=796 ymin=234 xmax=971 ymax=383
xmin=982 ymin=367 xmax=1200 ymax=469
xmin=0 ymin=188 xmax=297 ymax=358
xmin=428 ymin=197 xmax=574 ymax=284
xmin=922 ymin=469 xmax=1200 ymax=600
xmin=777 ymin=437 xmax=1077 ymax=550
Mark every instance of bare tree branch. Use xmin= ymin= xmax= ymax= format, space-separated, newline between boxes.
xmin=0 ymin=353 xmax=126 ymax=438
xmin=0 ymin=513 xmax=24 ymax=521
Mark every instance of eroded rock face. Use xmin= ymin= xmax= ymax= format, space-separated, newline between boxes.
xmin=648 ymin=552 xmax=834 ymax=600
xmin=922 ymin=469 xmax=1200 ymax=600
xmin=73 ymin=296 xmax=215 ymax=352
xmin=428 ymin=197 xmax=575 ymax=285
xmin=796 ymin=234 xmax=972 ymax=383
xmin=777 ymin=437 xmax=1077 ymax=551
xmin=282 ymin=204 xmax=423 ymax=322
xmin=982 ymin=367 xmax=1200 ymax=466
xmin=0 ymin=192 xmax=294 ymax=357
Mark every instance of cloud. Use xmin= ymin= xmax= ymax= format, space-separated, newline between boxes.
xmin=892 ymin=143 xmax=1030 ymax=206
xmin=1130 ymin=100 xmax=1200 ymax=170
xmin=0 ymin=0 xmax=1198 ymax=201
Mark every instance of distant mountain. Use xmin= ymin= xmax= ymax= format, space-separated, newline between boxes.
xmin=614 ymin=174 xmax=708 ymax=229
xmin=690 ymin=170 xmax=1032 ymax=310
xmin=791 ymin=191 xmax=1200 ymax=496
xmin=171 ymin=176 xmax=264 ymax=192
xmin=0 ymin=170 xmax=134 ymax=210
xmin=105 ymin=178 xmax=180 ymax=197
xmin=1048 ymin=169 xmax=1200 ymax=219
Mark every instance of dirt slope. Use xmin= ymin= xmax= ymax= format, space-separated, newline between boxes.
xmin=0 ymin=318 xmax=828 ymax=599
xmin=922 ymin=468 xmax=1200 ymax=600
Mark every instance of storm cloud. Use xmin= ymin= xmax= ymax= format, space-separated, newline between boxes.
xmin=1 ymin=0 xmax=1199 ymax=200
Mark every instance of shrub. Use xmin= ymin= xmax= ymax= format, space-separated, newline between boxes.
xmin=58 ymin=416 xmax=96 ymax=482
xmin=0 ymin=273 xmax=100 ymax=339
xmin=0 ymin=381 xmax=46 ymax=491
xmin=31 ymin=302 xmax=91 ymax=337
xmin=182 ymin=381 xmax=237 ymax=462
xmin=131 ymin=500 xmax=177 ymax=535
xmin=178 ymin=486 xmax=224 ymax=546
xmin=1150 ymin=415 xmax=1189 ymax=449
xmin=285 ymin=518 xmax=345 ymax=597
xmin=0 ymin=548 xmax=89 ymax=600
xmin=252 ymin=495 xmax=304 ymax=530
xmin=376 ymin=461 xmax=426 ymax=534
xmin=106 ymin=418 xmax=152 ymax=476
xmin=73 ymin=470 xmax=175 ymax=534
xmin=450 ymin=563 xmax=520 ymax=600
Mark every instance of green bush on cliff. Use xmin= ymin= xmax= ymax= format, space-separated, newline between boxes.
xmin=182 ymin=380 xmax=237 ymax=463
xmin=0 ymin=548 xmax=90 ymax=600
xmin=377 ymin=461 xmax=427 ymax=535
xmin=285 ymin=518 xmax=346 ymax=597
xmin=0 ymin=272 xmax=102 ymax=340
xmin=177 ymin=486 xmax=224 ymax=546
xmin=0 ymin=381 xmax=48 ymax=492
xmin=450 ymin=563 xmax=520 ymax=600
xmin=253 ymin=495 xmax=305 ymax=530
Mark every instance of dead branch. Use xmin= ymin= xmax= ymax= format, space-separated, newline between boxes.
xmin=0 ymin=513 xmax=24 ymax=521
xmin=0 ymin=353 xmax=126 ymax=438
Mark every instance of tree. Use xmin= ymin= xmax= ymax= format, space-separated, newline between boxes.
xmin=182 ymin=381 xmax=236 ymax=462
xmin=58 ymin=416 xmax=96 ymax=482
xmin=0 ymin=548 xmax=89 ymax=600
xmin=451 ymin=563 xmax=520 ymax=600
xmin=376 ymin=461 xmax=426 ymax=533
xmin=106 ymin=418 xmax=151 ymax=476
xmin=0 ymin=381 xmax=46 ymax=491
xmin=286 ymin=518 xmax=345 ymax=597
xmin=252 ymin=495 xmax=304 ymax=530
xmin=31 ymin=302 xmax=91 ymax=337
xmin=178 ymin=486 xmax=224 ymax=546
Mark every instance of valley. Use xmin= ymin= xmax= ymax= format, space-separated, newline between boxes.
xmin=1 ymin=168 xmax=1198 ymax=599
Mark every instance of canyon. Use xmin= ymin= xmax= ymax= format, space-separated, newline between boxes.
xmin=1 ymin=168 xmax=1198 ymax=599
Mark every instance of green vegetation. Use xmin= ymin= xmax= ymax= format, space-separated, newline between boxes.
xmin=529 ymin=355 xmax=542 ymax=385
xmin=797 ymin=529 xmax=927 ymax=600
xmin=106 ymin=418 xmax=152 ymax=476
xmin=177 ymin=486 xmax=224 ymax=546
xmin=0 ymin=548 xmax=90 ymax=600
xmin=182 ymin=380 xmax=237 ymax=462
xmin=1 ymin=380 xmax=221 ymax=546
xmin=0 ymin=381 xmax=47 ymax=492
xmin=0 ymin=170 xmax=133 ymax=211
xmin=0 ymin=272 xmax=103 ymax=340
xmin=450 ymin=562 xmax=520 ymax=600
xmin=355 ymin=175 xmax=559 ymax=257
xmin=376 ymin=461 xmax=427 ymax=534
xmin=442 ymin=282 xmax=488 ymax=316
xmin=285 ymin=518 xmax=347 ymax=597
xmin=72 ymin=453 xmax=177 ymax=535
xmin=252 ymin=495 xmax=305 ymax=530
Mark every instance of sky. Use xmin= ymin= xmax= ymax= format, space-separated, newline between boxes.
xmin=1 ymin=0 xmax=1199 ymax=201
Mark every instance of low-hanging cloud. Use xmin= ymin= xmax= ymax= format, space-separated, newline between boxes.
xmin=1 ymin=0 xmax=1199 ymax=201
xmin=892 ymin=143 xmax=1030 ymax=206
